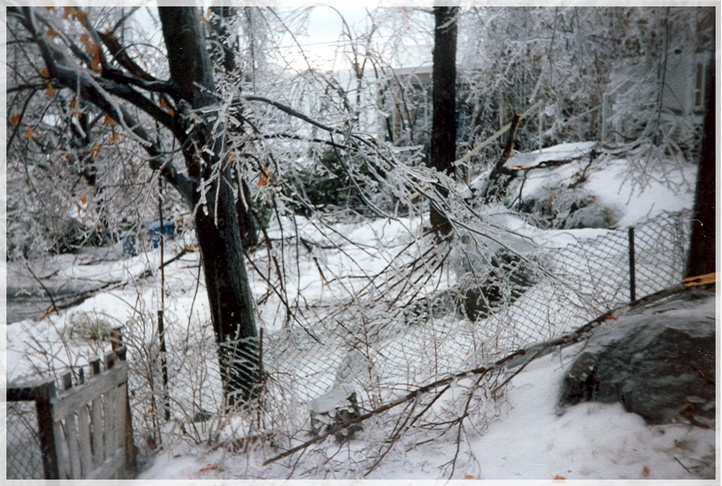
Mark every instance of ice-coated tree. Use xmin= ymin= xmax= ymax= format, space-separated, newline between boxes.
xmin=8 ymin=6 xmax=259 ymax=404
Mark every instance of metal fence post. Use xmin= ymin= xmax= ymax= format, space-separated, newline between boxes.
xmin=628 ymin=227 xmax=636 ymax=302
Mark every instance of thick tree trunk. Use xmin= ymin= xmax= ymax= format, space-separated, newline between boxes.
xmin=686 ymin=60 xmax=716 ymax=279
xmin=194 ymin=176 xmax=260 ymax=404
xmin=158 ymin=7 xmax=259 ymax=404
xmin=429 ymin=7 xmax=458 ymax=236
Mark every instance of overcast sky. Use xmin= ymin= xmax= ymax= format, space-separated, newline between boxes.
xmin=137 ymin=3 xmax=432 ymax=73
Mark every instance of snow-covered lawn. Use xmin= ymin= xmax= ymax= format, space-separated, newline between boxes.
xmin=5 ymin=142 xmax=714 ymax=480
xmin=138 ymin=295 xmax=716 ymax=480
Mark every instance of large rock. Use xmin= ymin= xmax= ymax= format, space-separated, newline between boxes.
xmin=558 ymin=290 xmax=715 ymax=427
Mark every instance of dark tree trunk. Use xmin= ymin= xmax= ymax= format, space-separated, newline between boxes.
xmin=686 ymin=60 xmax=716 ymax=279
xmin=193 ymin=178 xmax=260 ymax=404
xmin=158 ymin=7 xmax=259 ymax=404
xmin=429 ymin=7 xmax=458 ymax=236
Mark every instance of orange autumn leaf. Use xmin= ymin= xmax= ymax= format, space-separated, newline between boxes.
xmin=198 ymin=464 xmax=218 ymax=473
xmin=463 ymin=474 xmax=475 ymax=479
xmin=46 ymin=83 xmax=55 ymax=98
xmin=642 ymin=466 xmax=650 ymax=477
xmin=90 ymin=145 xmax=100 ymax=158
xmin=23 ymin=127 xmax=34 ymax=138
xmin=80 ymin=195 xmax=88 ymax=205
xmin=605 ymin=314 xmax=618 ymax=321
xmin=9 ymin=113 xmax=21 ymax=126
xmin=103 ymin=114 xmax=115 ymax=126
xmin=46 ymin=29 xmax=58 ymax=39
xmin=554 ymin=474 xmax=566 ymax=480
xmin=108 ymin=133 xmax=120 ymax=143
xmin=39 ymin=67 xmax=50 ymax=79
xmin=166 ymin=108 xmax=175 ymax=116
xmin=257 ymin=167 xmax=271 ymax=187
xmin=63 ymin=6 xmax=76 ymax=19
xmin=85 ymin=40 xmax=100 ymax=57
xmin=75 ymin=10 xmax=89 ymax=28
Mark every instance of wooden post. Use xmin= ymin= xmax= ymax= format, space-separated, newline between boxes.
xmin=116 ymin=345 xmax=139 ymax=473
xmin=61 ymin=372 xmax=73 ymax=391
xmin=34 ymin=379 xmax=60 ymax=479
xmin=89 ymin=358 xmax=104 ymax=469
xmin=629 ymin=227 xmax=636 ymax=302
xmin=110 ymin=327 xmax=123 ymax=351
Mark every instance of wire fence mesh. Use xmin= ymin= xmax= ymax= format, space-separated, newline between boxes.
xmin=255 ymin=210 xmax=693 ymax=408
xmin=6 ymin=399 xmax=44 ymax=479
xmin=128 ymin=209 xmax=693 ymax=448
xmin=6 ymin=209 xmax=693 ymax=476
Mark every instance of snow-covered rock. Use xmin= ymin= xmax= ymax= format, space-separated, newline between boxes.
xmin=558 ymin=288 xmax=715 ymax=427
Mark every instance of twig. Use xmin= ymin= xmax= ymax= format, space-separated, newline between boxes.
xmin=159 ymin=247 xmax=198 ymax=269
xmin=24 ymin=262 xmax=59 ymax=318
xmin=674 ymin=456 xmax=693 ymax=475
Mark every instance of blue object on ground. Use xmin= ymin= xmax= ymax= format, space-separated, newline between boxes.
xmin=146 ymin=221 xmax=175 ymax=248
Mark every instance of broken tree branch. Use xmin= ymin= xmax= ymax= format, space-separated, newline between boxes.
xmin=482 ymin=112 xmax=522 ymax=202
xmin=457 ymin=100 xmax=543 ymax=166
xmin=262 ymin=308 xmax=615 ymax=467
xmin=264 ymin=284 xmax=696 ymax=467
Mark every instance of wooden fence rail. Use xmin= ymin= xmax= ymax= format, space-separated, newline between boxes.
xmin=7 ymin=332 xmax=137 ymax=479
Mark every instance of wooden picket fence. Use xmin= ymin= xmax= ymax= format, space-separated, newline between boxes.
xmin=7 ymin=333 xmax=137 ymax=479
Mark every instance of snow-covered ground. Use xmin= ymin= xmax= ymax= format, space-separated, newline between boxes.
xmin=140 ymin=297 xmax=716 ymax=480
xmin=5 ymin=142 xmax=715 ymax=481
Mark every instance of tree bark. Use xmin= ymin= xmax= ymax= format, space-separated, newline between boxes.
xmin=429 ymin=7 xmax=458 ymax=236
xmin=686 ymin=60 xmax=716 ymax=279
xmin=158 ymin=7 xmax=259 ymax=404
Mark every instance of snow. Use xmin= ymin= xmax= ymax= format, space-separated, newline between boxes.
xmin=5 ymin=142 xmax=714 ymax=481
xmin=138 ymin=314 xmax=717 ymax=480
xmin=503 ymin=141 xmax=599 ymax=169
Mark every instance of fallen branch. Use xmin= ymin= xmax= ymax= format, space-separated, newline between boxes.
xmin=457 ymin=100 xmax=543 ymax=166
xmin=263 ymin=284 xmax=695 ymax=467
xmin=262 ymin=309 xmax=612 ymax=466
xmin=38 ymin=278 xmax=126 ymax=320
xmin=24 ymin=262 xmax=60 ymax=318
xmin=36 ymin=246 xmax=201 ymax=320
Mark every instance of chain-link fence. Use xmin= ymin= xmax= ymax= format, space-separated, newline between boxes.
xmin=8 ymin=210 xmax=692 ymax=477
xmin=6 ymin=398 xmax=44 ymax=479
xmin=255 ymin=210 xmax=692 ymax=407
xmin=121 ymin=210 xmax=692 ymax=446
